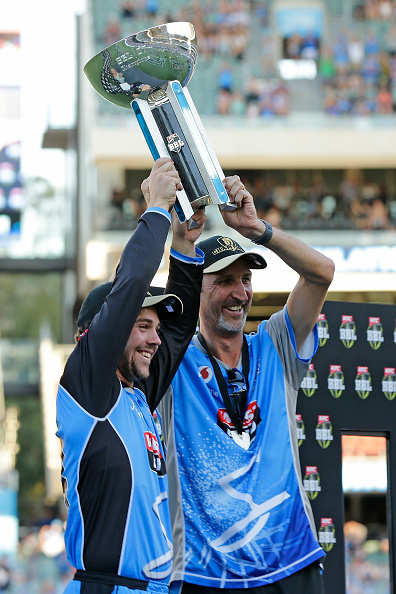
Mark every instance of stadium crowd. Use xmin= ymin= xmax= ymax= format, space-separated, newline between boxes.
xmin=97 ymin=0 xmax=396 ymax=117
xmin=106 ymin=172 xmax=395 ymax=232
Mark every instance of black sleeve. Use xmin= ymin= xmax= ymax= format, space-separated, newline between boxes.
xmin=136 ymin=253 xmax=203 ymax=412
xmin=59 ymin=210 xmax=171 ymax=417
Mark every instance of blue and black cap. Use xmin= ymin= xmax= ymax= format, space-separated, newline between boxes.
xmin=77 ymin=283 xmax=183 ymax=328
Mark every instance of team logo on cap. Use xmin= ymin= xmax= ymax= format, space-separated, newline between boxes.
xmin=318 ymin=518 xmax=336 ymax=552
xmin=355 ymin=366 xmax=372 ymax=399
xmin=303 ymin=466 xmax=321 ymax=500
xmin=328 ymin=365 xmax=345 ymax=398
xmin=339 ymin=315 xmax=357 ymax=348
xmin=367 ymin=317 xmax=384 ymax=350
xmin=300 ymin=364 xmax=318 ymax=397
xmin=316 ymin=415 xmax=333 ymax=449
xmin=213 ymin=236 xmax=244 ymax=256
xmin=296 ymin=414 xmax=306 ymax=447
xmin=167 ymin=133 xmax=184 ymax=153
xmin=382 ymin=368 xmax=396 ymax=401
xmin=144 ymin=431 xmax=166 ymax=476
xmin=317 ymin=313 xmax=330 ymax=347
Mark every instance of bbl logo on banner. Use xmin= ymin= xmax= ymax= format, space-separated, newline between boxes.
xmin=318 ymin=518 xmax=336 ymax=552
xmin=303 ymin=466 xmax=321 ymax=500
xmin=315 ymin=415 xmax=333 ymax=449
xmin=300 ymin=364 xmax=318 ymax=397
xmin=296 ymin=414 xmax=306 ymax=447
xmin=382 ymin=367 xmax=396 ymax=401
xmin=328 ymin=365 xmax=345 ymax=398
xmin=317 ymin=313 xmax=330 ymax=347
xmin=339 ymin=315 xmax=357 ymax=349
xmin=355 ymin=366 xmax=372 ymax=400
xmin=367 ymin=317 xmax=384 ymax=350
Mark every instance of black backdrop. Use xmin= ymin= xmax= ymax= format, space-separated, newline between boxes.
xmin=297 ymin=300 xmax=396 ymax=593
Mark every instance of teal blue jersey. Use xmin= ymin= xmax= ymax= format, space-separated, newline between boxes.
xmin=161 ymin=308 xmax=325 ymax=590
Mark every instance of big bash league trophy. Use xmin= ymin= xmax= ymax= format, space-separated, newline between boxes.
xmin=84 ymin=22 xmax=234 ymax=223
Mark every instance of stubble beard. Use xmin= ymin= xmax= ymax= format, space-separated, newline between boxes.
xmin=217 ymin=308 xmax=248 ymax=335
xmin=118 ymin=352 xmax=150 ymax=382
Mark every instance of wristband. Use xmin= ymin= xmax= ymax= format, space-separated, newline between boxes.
xmin=252 ymin=220 xmax=273 ymax=245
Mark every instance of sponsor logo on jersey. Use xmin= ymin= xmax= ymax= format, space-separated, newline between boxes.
xmin=339 ymin=315 xmax=357 ymax=348
xmin=382 ymin=367 xmax=396 ymax=401
xmin=199 ymin=365 xmax=213 ymax=383
xmin=355 ymin=366 xmax=372 ymax=400
xmin=300 ymin=363 xmax=318 ymax=397
xmin=367 ymin=317 xmax=384 ymax=350
xmin=296 ymin=414 xmax=306 ymax=447
xmin=144 ymin=431 xmax=166 ymax=476
xmin=318 ymin=518 xmax=336 ymax=552
xmin=328 ymin=365 xmax=345 ymax=398
xmin=303 ymin=466 xmax=321 ymax=500
xmin=316 ymin=415 xmax=333 ymax=449
xmin=317 ymin=313 xmax=330 ymax=347
xmin=217 ymin=400 xmax=261 ymax=446
xmin=166 ymin=133 xmax=184 ymax=153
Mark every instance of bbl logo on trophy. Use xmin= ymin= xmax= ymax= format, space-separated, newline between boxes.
xmin=382 ymin=367 xmax=396 ymax=401
xmin=355 ymin=366 xmax=372 ymax=400
xmin=318 ymin=518 xmax=336 ymax=552
xmin=296 ymin=414 xmax=306 ymax=447
xmin=317 ymin=313 xmax=330 ymax=347
xmin=303 ymin=466 xmax=321 ymax=500
xmin=367 ymin=317 xmax=384 ymax=350
xmin=339 ymin=315 xmax=357 ymax=348
xmin=167 ymin=133 xmax=184 ymax=153
xmin=300 ymin=364 xmax=318 ymax=397
xmin=83 ymin=22 xmax=234 ymax=225
xmin=315 ymin=415 xmax=333 ymax=449
xmin=328 ymin=365 xmax=345 ymax=398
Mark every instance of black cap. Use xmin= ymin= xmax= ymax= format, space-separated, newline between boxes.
xmin=77 ymin=283 xmax=183 ymax=328
xmin=197 ymin=235 xmax=267 ymax=273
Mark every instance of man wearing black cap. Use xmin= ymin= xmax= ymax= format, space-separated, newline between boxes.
xmin=160 ymin=176 xmax=335 ymax=594
xmin=56 ymin=157 xmax=206 ymax=594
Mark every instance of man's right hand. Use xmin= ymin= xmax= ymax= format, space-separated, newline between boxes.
xmin=141 ymin=157 xmax=182 ymax=212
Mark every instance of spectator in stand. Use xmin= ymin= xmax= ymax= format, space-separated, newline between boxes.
xmin=362 ymin=197 xmax=391 ymax=229
xmin=379 ymin=0 xmax=394 ymax=20
xmin=365 ymin=28 xmax=380 ymax=55
xmin=119 ymin=0 xmax=136 ymax=19
xmin=332 ymin=32 xmax=350 ymax=74
xmin=348 ymin=34 xmax=364 ymax=71
xmin=245 ymin=78 xmax=261 ymax=117
xmin=272 ymin=81 xmax=290 ymax=115
xmin=229 ymin=91 xmax=247 ymax=115
xmin=376 ymin=84 xmax=394 ymax=113
xmin=145 ymin=0 xmax=159 ymax=17
xmin=216 ymin=88 xmax=232 ymax=115
xmin=103 ymin=15 xmax=121 ymax=46
xmin=218 ymin=61 xmax=234 ymax=92
xmin=300 ymin=31 xmax=320 ymax=60
xmin=318 ymin=47 xmax=336 ymax=82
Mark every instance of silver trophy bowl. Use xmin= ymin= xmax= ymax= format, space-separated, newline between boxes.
xmin=84 ymin=22 xmax=197 ymax=109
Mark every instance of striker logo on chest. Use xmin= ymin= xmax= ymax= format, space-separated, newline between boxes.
xmin=217 ymin=400 xmax=262 ymax=449
xmin=144 ymin=432 xmax=167 ymax=476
